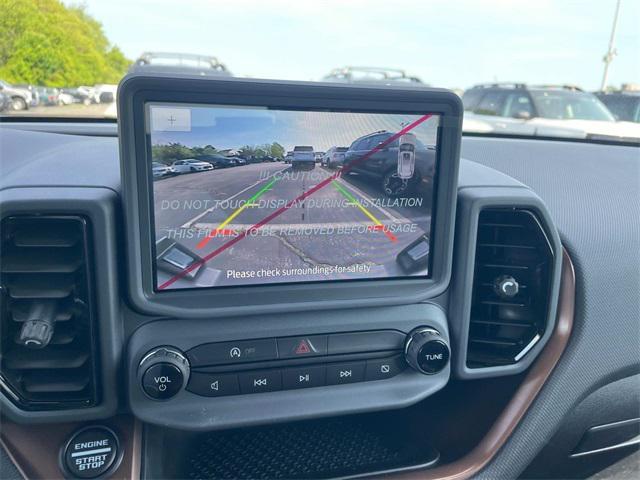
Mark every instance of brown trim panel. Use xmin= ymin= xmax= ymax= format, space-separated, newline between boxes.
xmin=386 ymin=248 xmax=575 ymax=480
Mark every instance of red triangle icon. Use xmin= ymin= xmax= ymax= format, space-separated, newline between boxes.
xmin=295 ymin=339 xmax=311 ymax=355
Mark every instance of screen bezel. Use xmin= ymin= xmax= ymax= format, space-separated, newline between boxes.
xmin=118 ymin=74 xmax=462 ymax=318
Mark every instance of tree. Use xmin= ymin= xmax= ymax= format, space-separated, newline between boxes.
xmin=152 ymin=143 xmax=196 ymax=164
xmin=269 ymin=142 xmax=285 ymax=159
xmin=0 ymin=0 xmax=130 ymax=86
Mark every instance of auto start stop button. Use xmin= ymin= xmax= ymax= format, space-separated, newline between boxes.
xmin=61 ymin=426 xmax=121 ymax=478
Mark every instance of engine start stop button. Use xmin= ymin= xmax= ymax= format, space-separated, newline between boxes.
xmin=62 ymin=426 xmax=121 ymax=478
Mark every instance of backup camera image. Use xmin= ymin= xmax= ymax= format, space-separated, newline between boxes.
xmin=148 ymin=104 xmax=440 ymax=290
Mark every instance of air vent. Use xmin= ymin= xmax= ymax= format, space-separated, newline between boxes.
xmin=0 ymin=216 xmax=98 ymax=410
xmin=467 ymin=208 xmax=554 ymax=368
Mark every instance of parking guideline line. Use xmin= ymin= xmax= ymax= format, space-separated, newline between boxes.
xmin=333 ymin=177 xmax=402 ymax=223
xmin=158 ymin=113 xmax=432 ymax=290
xmin=331 ymin=181 xmax=397 ymax=243
xmin=196 ymin=176 xmax=280 ymax=248
xmin=180 ymin=166 xmax=288 ymax=228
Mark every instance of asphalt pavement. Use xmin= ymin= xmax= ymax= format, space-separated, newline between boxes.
xmin=153 ymin=162 xmax=431 ymax=288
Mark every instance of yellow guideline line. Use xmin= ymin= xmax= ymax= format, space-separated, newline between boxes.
xmin=332 ymin=181 xmax=397 ymax=242
xmin=197 ymin=176 xmax=279 ymax=248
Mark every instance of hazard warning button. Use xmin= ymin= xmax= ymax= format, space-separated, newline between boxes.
xmin=277 ymin=335 xmax=328 ymax=359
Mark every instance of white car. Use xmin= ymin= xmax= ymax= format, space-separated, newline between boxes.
xmin=462 ymin=85 xmax=640 ymax=141
xmin=171 ymin=159 xmax=214 ymax=173
xmin=93 ymin=84 xmax=118 ymax=103
xmin=152 ymin=162 xmax=176 ymax=178
xmin=291 ymin=146 xmax=315 ymax=169
xmin=57 ymin=92 xmax=75 ymax=105
xmin=322 ymin=147 xmax=348 ymax=168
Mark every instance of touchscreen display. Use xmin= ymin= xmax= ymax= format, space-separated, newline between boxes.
xmin=148 ymin=103 xmax=440 ymax=290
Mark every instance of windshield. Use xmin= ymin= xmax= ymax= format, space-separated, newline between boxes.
xmin=531 ymin=91 xmax=616 ymax=121
xmin=1 ymin=0 xmax=639 ymax=142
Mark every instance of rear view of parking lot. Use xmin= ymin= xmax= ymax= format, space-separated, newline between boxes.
xmin=153 ymin=162 xmax=431 ymax=287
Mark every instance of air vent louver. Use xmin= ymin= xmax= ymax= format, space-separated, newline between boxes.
xmin=467 ymin=209 xmax=554 ymax=368
xmin=0 ymin=216 xmax=98 ymax=410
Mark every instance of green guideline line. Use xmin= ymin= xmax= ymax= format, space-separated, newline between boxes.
xmin=332 ymin=180 xmax=359 ymax=204
xmin=247 ymin=176 xmax=279 ymax=204
xmin=203 ymin=175 xmax=280 ymax=236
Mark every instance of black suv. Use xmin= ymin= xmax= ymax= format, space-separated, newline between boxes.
xmin=594 ymin=91 xmax=640 ymax=123
xmin=343 ymin=130 xmax=436 ymax=197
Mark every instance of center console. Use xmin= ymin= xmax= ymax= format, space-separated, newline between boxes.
xmin=114 ymin=75 xmax=466 ymax=431
xmin=0 ymin=74 xmax=566 ymax=479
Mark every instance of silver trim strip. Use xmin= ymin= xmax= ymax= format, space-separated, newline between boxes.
xmin=514 ymin=333 xmax=541 ymax=362
xmin=570 ymin=434 xmax=640 ymax=458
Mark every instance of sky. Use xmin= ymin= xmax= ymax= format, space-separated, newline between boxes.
xmin=148 ymin=105 xmax=440 ymax=151
xmin=69 ymin=0 xmax=639 ymax=91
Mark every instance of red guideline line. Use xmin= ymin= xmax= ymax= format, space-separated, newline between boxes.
xmin=368 ymin=224 xmax=398 ymax=243
xmin=158 ymin=114 xmax=432 ymax=290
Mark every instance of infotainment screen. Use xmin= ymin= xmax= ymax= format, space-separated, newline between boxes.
xmin=147 ymin=103 xmax=441 ymax=291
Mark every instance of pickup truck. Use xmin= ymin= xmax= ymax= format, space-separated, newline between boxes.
xmin=291 ymin=145 xmax=315 ymax=170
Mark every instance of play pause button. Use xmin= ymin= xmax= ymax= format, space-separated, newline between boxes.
xmin=326 ymin=362 xmax=365 ymax=385
xmin=282 ymin=365 xmax=326 ymax=389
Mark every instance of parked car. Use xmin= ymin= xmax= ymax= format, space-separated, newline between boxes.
xmin=58 ymin=90 xmax=75 ymax=105
xmin=322 ymin=147 xmax=349 ymax=168
xmin=93 ymin=84 xmax=118 ymax=103
xmin=291 ymin=146 xmax=315 ymax=170
xmin=60 ymin=88 xmax=92 ymax=105
xmin=152 ymin=162 xmax=176 ymax=178
xmin=314 ymin=152 xmax=324 ymax=163
xmin=14 ymin=84 xmax=40 ymax=106
xmin=195 ymin=154 xmax=237 ymax=169
xmin=284 ymin=151 xmax=294 ymax=163
xmin=0 ymin=80 xmax=32 ymax=110
xmin=230 ymin=156 xmax=247 ymax=166
xmin=129 ymin=52 xmax=231 ymax=77
xmin=462 ymin=83 xmax=640 ymax=141
xmin=34 ymin=87 xmax=60 ymax=106
xmin=171 ymin=159 xmax=214 ymax=173
xmin=78 ymin=86 xmax=98 ymax=104
xmin=0 ymin=91 xmax=11 ymax=112
xmin=322 ymin=67 xmax=426 ymax=87
xmin=343 ymin=131 xmax=436 ymax=197
xmin=594 ymin=91 xmax=640 ymax=123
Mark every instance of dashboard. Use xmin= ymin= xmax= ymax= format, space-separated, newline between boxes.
xmin=0 ymin=78 xmax=638 ymax=480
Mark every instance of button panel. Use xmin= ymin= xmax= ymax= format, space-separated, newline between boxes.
xmin=185 ymin=330 xmax=409 ymax=397
xmin=187 ymin=338 xmax=278 ymax=367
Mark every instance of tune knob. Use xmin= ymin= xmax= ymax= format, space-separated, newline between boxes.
xmin=138 ymin=347 xmax=190 ymax=400
xmin=404 ymin=327 xmax=450 ymax=375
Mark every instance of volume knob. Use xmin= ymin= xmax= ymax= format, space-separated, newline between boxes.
xmin=404 ymin=328 xmax=450 ymax=375
xmin=138 ymin=347 xmax=190 ymax=400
